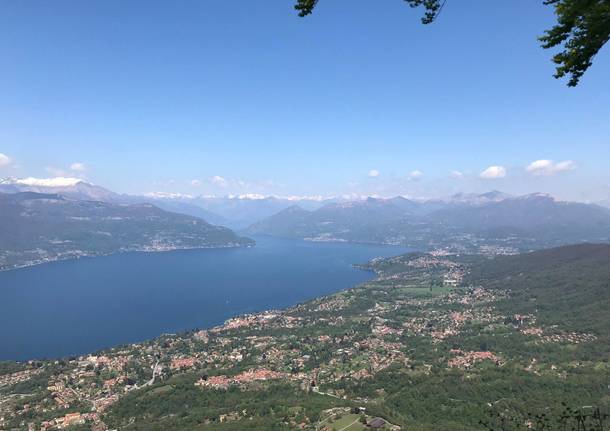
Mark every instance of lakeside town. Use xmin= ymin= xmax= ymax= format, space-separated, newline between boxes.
xmin=2 ymin=0 xmax=610 ymax=429
xmin=1 ymin=248 xmax=606 ymax=431
xmin=0 ymin=240 xmax=253 ymax=273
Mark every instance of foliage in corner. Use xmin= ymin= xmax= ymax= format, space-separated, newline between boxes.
xmin=295 ymin=0 xmax=444 ymax=21
xmin=294 ymin=0 xmax=610 ymax=87
xmin=540 ymin=0 xmax=610 ymax=86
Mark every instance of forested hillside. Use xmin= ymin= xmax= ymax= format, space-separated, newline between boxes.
xmin=1 ymin=244 xmax=608 ymax=430
xmin=0 ymin=192 xmax=254 ymax=270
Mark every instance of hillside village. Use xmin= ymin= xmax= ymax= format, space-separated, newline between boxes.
xmin=0 ymin=247 xmax=608 ymax=430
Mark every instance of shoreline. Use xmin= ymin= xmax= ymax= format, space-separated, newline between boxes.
xmin=0 ymin=254 xmax=385 ymax=363
xmin=0 ymin=241 xmax=255 ymax=273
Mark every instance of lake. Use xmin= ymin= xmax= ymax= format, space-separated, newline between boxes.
xmin=0 ymin=236 xmax=408 ymax=360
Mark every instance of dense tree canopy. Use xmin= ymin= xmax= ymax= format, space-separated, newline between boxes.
xmin=294 ymin=0 xmax=610 ymax=87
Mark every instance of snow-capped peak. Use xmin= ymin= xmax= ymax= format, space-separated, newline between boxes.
xmin=1 ymin=177 xmax=84 ymax=187
xmin=144 ymin=191 xmax=194 ymax=200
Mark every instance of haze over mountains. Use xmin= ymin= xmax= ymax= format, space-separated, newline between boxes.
xmin=247 ymin=193 xmax=610 ymax=253
xmin=2 ymin=177 xmax=610 ymax=262
xmin=0 ymin=178 xmax=328 ymax=229
xmin=0 ymin=188 xmax=253 ymax=271
xmin=0 ymin=178 xmax=230 ymax=226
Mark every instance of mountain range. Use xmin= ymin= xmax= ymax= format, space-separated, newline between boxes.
xmin=3 ymin=177 xmax=610 ymax=255
xmin=0 ymin=178 xmax=230 ymax=226
xmin=0 ymin=178 xmax=328 ymax=229
xmin=247 ymin=193 xmax=610 ymax=252
xmin=0 ymin=191 xmax=253 ymax=271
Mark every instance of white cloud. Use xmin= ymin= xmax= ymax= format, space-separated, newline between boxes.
xmin=408 ymin=170 xmax=423 ymax=181
xmin=211 ymin=175 xmax=228 ymax=187
xmin=368 ymin=169 xmax=380 ymax=178
xmin=43 ymin=163 xmax=87 ymax=178
xmin=479 ymin=165 xmax=507 ymax=179
xmin=70 ymin=162 xmax=86 ymax=172
xmin=190 ymin=179 xmax=202 ymax=187
xmin=0 ymin=153 xmax=11 ymax=167
xmin=526 ymin=159 xmax=552 ymax=174
xmin=450 ymin=170 xmax=464 ymax=179
xmin=526 ymin=159 xmax=576 ymax=176
xmin=555 ymin=160 xmax=576 ymax=171
xmin=16 ymin=177 xmax=82 ymax=187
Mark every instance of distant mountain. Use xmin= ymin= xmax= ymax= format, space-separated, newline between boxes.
xmin=0 ymin=177 xmax=120 ymax=202
xmin=0 ymin=178 xmax=229 ymax=227
xmin=0 ymin=178 xmax=335 ymax=229
xmin=247 ymin=193 xmax=610 ymax=251
xmin=5 ymin=178 xmax=609 ymax=253
xmin=597 ymin=198 xmax=610 ymax=209
xmin=128 ymin=195 xmax=229 ymax=226
xmin=189 ymin=196 xmax=329 ymax=229
xmin=428 ymin=193 xmax=610 ymax=237
xmin=315 ymin=197 xmax=407 ymax=224
xmin=446 ymin=190 xmax=512 ymax=205
xmin=389 ymin=196 xmax=450 ymax=215
xmin=247 ymin=197 xmax=410 ymax=241
xmin=0 ymin=192 xmax=253 ymax=271
xmin=246 ymin=205 xmax=312 ymax=237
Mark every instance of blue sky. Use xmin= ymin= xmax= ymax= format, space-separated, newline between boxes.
xmin=1 ymin=0 xmax=608 ymax=201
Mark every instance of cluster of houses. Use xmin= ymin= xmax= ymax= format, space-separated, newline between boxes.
xmin=195 ymin=368 xmax=286 ymax=390
xmin=0 ymin=366 xmax=43 ymax=389
xmin=394 ymin=289 xmax=505 ymax=343
xmin=0 ymin=252 xmax=598 ymax=430
xmin=39 ymin=412 xmax=104 ymax=431
xmin=447 ymin=349 xmax=503 ymax=369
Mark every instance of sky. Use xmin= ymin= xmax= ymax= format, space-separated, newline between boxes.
xmin=1 ymin=0 xmax=609 ymax=202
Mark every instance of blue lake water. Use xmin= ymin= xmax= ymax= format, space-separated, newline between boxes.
xmin=0 ymin=236 xmax=408 ymax=361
